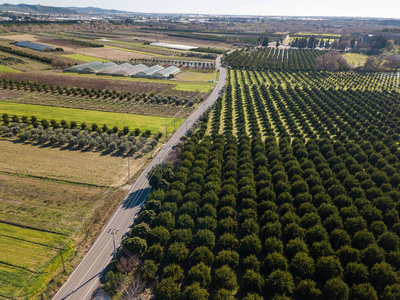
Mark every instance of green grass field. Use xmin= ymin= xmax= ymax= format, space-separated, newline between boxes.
xmin=0 ymin=102 xmax=181 ymax=133
xmin=105 ymin=40 xmax=173 ymax=51
xmin=0 ymin=222 xmax=71 ymax=298
xmin=62 ymin=54 xmax=109 ymax=63
xmin=296 ymin=32 xmax=341 ymax=37
xmin=342 ymin=53 xmax=368 ymax=67
xmin=175 ymin=70 xmax=217 ymax=82
xmin=105 ymin=45 xmax=165 ymax=57
xmin=0 ymin=65 xmax=21 ymax=73
xmin=64 ymin=72 xmax=215 ymax=93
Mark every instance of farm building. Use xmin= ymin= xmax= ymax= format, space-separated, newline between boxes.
xmin=127 ymin=64 xmax=149 ymax=76
xmin=15 ymin=41 xmax=55 ymax=51
xmin=152 ymin=66 xmax=181 ymax=78
xmin=64 ymin=62 xmax=178 ymax=79
xmin=97 ymin=63 xmax=149 ymax=77
xmin=64 ymin=61 xmax=117 ymax=74
xmin=135 ymin=65 xmax=164 ymax=77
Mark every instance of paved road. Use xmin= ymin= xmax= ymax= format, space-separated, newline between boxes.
xmin=53 ymin=56 xmax=226 ymax=300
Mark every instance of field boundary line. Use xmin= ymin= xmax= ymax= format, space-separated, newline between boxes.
xmin=0 ymin=220 xmax=69 ymax=237
xmin=0 ymin=261 xmax=36 ymax=274
xmin=0 ymin=170 xmax=110 ymax=188
xmin=0 ymin=233 xmax=62 ymax=250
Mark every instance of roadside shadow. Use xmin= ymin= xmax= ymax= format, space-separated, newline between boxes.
xmin=58 ymin=271 xmax=103 ymax=300
xmin=121 ymin=187 xmax=151 ymax=210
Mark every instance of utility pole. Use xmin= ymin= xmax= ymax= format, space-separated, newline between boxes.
xmin=84 ymin=218 xmax=88 ymax=237
xmin=108 ymin=229 xmax=118 ymax=261
xmin=60 ymin=248 xmax=65 ymax=273
xmin=127 ymin=156 xmax=130 ymax=181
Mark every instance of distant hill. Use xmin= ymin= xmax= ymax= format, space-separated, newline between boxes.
xmin=0 ymin=3 xmax=77 ymax=15
xmin=67 ymin=6 xmax=134 ymax=15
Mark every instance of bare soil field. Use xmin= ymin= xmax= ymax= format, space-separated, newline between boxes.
xmin=0 ymin=172 xmax=103 ymax=232
xmin=0 ymin=139 xmax=145 ymax=187
xmin=0 ymin=34 xmax=39 ymax=42
xmin=37 ymin=37 xmax=87 ymax=49
xmin=69 ymin=46 xmax=155 ymax=60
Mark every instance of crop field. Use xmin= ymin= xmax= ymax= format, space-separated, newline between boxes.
xmin=111 ymin=52 xmax=400 ymax=299
xmin=0 ymin=140 xmax=140 ymax=186
xmin=0 ymin=65 xmax=21 ymax=73
xmin=0 ymin=102 xmax=179 ymax=133
xmin=0 ymin=170 xmax=104 ymax=232
xmin=104 ymin=40 xmax=181 ymax=56
xmin=61 ymin=53 xmax=109 ymax=62
xmin=235 ymin=70 xmax=400 ymax=91
xmin=0 ymin=72 xmax=176 ymax=94
xmin=0 ymin=50 xmax=51 ymax=72
xmin=225 ymin=48 xmax=325 ymax=71
xmin=66 ymin=45 xmax=155 ymax=60
xmin=0 ymin=152 xmax=110 ymax=298
xmin=0 ymin=132 xmax=154 ymax=297
xmin=0 ymin=222 xmax=71 ymax=299
xmin=175 ymin=70 xmax=218 ymax=82
xmin=104 ymin=45 xmax=165 ymax=57
xmin=2 ymin=91 xmax=194 ymax=118
xmin=0 ymin=174 xmax=94 ymax=299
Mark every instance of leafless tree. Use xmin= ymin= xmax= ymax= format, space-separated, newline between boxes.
xmin=122 ymin=275 xmax=147 ymax=300
xmin=315 ymin=51 xmax=350 ymax=71
xmin=384 ymin=55 xmax=400 ymax=72
xmin=116 ymin=256 xmax=139 ymax=274
xmin=364 ymin=56 xmax=386 ymax=72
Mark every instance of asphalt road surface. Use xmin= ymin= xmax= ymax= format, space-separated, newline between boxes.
xmin=53 ymin=56 xmax=227 ymax=300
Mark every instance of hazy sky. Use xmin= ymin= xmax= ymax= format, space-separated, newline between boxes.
xmin=1 ymin=0 xmax=400 ymax=18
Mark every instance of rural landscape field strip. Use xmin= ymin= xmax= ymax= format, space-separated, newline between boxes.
xmin=64 ymin=73 xmax=215 ymax=93
xmin=0 ymin=141 xmax=130 ymax=298
xmin=0 ymin=221 xmax=70 ymax=298
xmin=61 ymin=54 xmax=109 ymax=63
xmin=0 ymin=102 xmax=179 ymax=132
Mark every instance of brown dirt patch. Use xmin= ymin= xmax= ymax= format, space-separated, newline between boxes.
xmin=70 ymin=46 xmax=154 ymax=60
xmin=0 ymin=34 xmax=40 ymax=42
